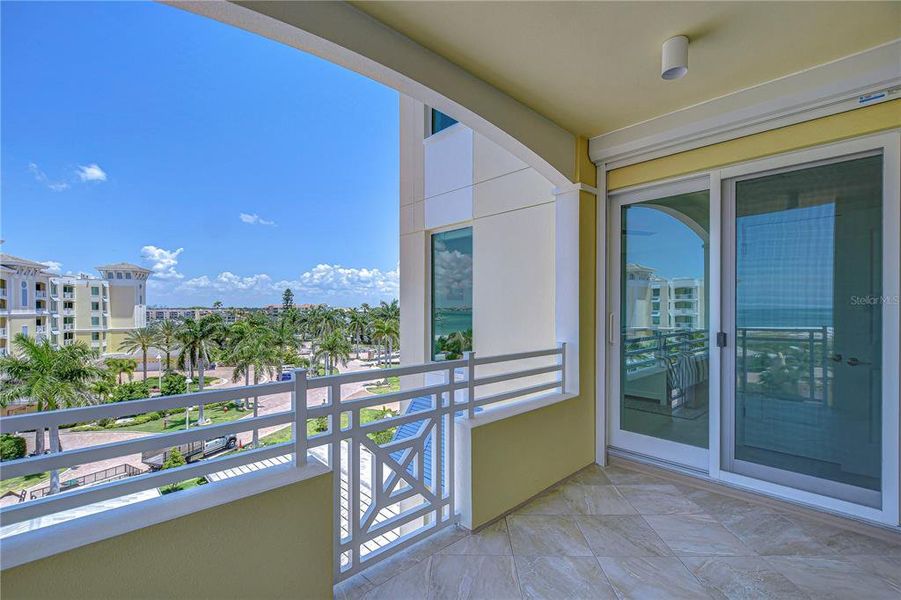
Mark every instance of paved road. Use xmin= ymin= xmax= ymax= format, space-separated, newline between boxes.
xmin=14 ymin=360 xmax=391 ymax=496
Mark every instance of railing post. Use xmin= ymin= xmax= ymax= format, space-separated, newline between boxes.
xmin=558 ymin=342 xmax=567 ymax=394
xmin=294 ymin=368 xmax=308 ymax=466
xmin=465 ymin=351 xmax=476 ymax=418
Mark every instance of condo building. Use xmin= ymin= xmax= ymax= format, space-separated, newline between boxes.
xmin=146 ymin=307 xmax=240 ymax=324
xmin=0 ymin=254 xmax=148 ymax=357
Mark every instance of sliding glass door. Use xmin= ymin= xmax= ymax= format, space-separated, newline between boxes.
xmin=722 ymin=154 xmax=885 ymax=507
xmin=609 ymin=182 xmax=711 ymax=469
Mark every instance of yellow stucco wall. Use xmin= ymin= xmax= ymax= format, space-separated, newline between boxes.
xmin=607 ymin=99 xmax=901 ymax=190
xmin=107 ymin=285 xmax=135 ymax=329
xmin=1 ymin=471 xmax=335 ymax=600
xmin=468 ymin=185 xmax=597 ymax=529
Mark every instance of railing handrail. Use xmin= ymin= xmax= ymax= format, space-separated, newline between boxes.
xmin=0 ymin=345 xmax=566 ymax=539
xmin=0 ymin=380 xmax=293 ymax=433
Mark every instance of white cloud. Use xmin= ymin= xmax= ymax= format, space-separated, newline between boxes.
xmin=141 ymin=245 xmax=184 ymax=280
xmin=182 ymin=272 xmax=272 ymax=292
xmin=76 ymin=163 xmax=107 ymax=182
xmin=275 ymin=263 xmax=399 ymax=299
xmin=239 ymin=213 xmax=276 ymax=226
xmin=146 ymin=259 xmax=397 ymax=307
xmin=28 ymin=162 xmax=70 ymax=191
xmin=39 ymin=260 xmax=63 ymax=274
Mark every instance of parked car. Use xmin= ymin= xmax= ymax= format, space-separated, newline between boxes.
xmin=142 ymin=434 xmax=238 ymax=470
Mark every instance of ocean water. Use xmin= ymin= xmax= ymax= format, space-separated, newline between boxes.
xmin=737 ymin=307 xmax=832 ymax=329
xmin=433 ymin=310 xmax=472 ymax=338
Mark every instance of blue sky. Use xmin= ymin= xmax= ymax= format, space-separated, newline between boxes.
xmin=1 ymin=1 xmax=399 ymax=308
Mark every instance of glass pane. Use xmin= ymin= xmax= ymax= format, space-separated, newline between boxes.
xmin=621 ymin=191 xmax=710 ymax=448
xmin=734 ymin=155 xmax=882 ymax=494
xmin=430 ymin=109 xmax=458 ymax=136
xmin=431 ymin=227 xmax=472 ymax=360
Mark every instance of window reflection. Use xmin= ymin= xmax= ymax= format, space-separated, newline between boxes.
xmin=431 ymin=228 xmax=472 ymax=360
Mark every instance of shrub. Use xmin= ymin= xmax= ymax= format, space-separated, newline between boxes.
xmin=160 ymin=373 xmax=188 ymax=396
xmin=0 ymin=434 xmax=27 ymax=461
xmin=97 ymin=418 xmax=115 ymax=428
xmin=162 ymin=448 xmax=186 ymax=470
xmin=111 ymin=381 xmax=152 ymax=403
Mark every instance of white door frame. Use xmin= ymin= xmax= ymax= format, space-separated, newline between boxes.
xmin=717 ymin=132 xmax=900 ymax=526
xmin=606 ymin=175 xmax=713 ymax=472
xmin=600 ymin=130 xmax=900 ymax=526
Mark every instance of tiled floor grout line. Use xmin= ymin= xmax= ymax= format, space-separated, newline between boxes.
xmin=346 ymin=465 xmax=901 ymax=599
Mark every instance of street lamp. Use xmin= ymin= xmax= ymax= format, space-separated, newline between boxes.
xmin=156 ymin=354 xmax=162 ymax=391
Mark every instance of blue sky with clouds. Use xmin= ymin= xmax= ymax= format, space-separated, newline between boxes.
xmin=1 ymin=1 xmax=399 ymax=308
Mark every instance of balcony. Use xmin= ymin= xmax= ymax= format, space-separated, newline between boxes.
xmin=0 ymin=288 xmax=7 ymax=298
xmin=62 ymin=292 xmax=74 ymax=300
xmin=0 ymin=347 xmax=568 ymax=590
xmin=62 ymin=323 xmax=74 ymax=331
xmin=35 ymin=326 xmax=46 ymax=335
xmin=91 ymin=340 xmax=101 ymax=348
xmin=61 ymin=309 xmax=74 ymax=316
xmin=0 ymin=327 xmax=6 ymax=338
xmin=334 ymin=461 xmax=901 ymax=600
xmin=62 ymin=339 xmax=74 ymax=346
xmin=35 ymin=291 xmax=47 ymax=300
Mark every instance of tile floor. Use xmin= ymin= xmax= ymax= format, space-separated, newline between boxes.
xmin=334 ymin=462 xmax=901 ymax=599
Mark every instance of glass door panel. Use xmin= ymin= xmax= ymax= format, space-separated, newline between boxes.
xmin=620 ymin=190 xmax=710 ymax=449
xmin=729 ymin=155 xmax=883 ymax=505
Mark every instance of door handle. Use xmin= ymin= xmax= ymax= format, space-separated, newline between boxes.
xmin=846 ymin=357 xmax=871 ymax=367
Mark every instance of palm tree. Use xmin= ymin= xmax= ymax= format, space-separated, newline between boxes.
xmin=314 ymin=329 xmax=352 ymax=375
xmin=0 ymin=335 xmax=104 ymax=493
xmin=372 ymin=299 xmax=399 ymax=322
xmin=224 ymin=317 xmax=259 ymax=409
xmin=154 ymin=319 xmax=180 ymax=371
xmin=119 ymin=326 xmax=157 ymax=380
xmin=346 ymin=308 xmax=370 ymax=358
xmin=371 ymin=318 xmax=399 ymax=368
xmin=176 ymin=315 xmax=223 ymax=423
xmin=271 ymin=313 xmax=299 ymax=369
xmin=302 ymin=305 xmax=344 ymax=370
xmin=106 ymin=357 xmax=137 ymax=384
xmin=228 ymin=321 xmax=279 ymax=444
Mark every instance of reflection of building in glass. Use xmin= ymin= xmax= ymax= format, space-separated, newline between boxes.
xmin=625 ymin=263 xmax=704 ymax=331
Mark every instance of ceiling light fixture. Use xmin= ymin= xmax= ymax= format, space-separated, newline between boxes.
xmin=661 ymin=35 xmax=689 ymax=80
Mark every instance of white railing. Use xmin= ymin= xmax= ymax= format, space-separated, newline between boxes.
xmin=63 ymin=323 xmax=74 ymax=331
xmin=62 ymin=309 xmax=74 ymax=316
xmin=299 ymin=344 xmax=565 ymax=581
xmin=63 ymin=292 xmax=74 ymax=299
xmin=35 ymin=291 xmax=47 ymax=300
xmin=0 ymin=328 xmax=6 ymax=337
xmin=0 ymin=345 xmax=566 ymax=580
xmin=0 ymin=289 xmax=6 ymax=298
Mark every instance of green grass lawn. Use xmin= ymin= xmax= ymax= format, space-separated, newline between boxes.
xmin=365 ymin=376 xmax=400 ymax=395
xmin=117 ymin=402 xmax=249 ymax=433
xmin=160 ymin=477 xmax=207 ymax=495
xmin=0 ymin=472 xmax=49 ymax=497
xmin=252 ymin=407 xmax=400 ymax=449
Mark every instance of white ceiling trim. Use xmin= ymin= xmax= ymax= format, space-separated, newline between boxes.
xmin=590 ymin=40 xmax=901 ymax=169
